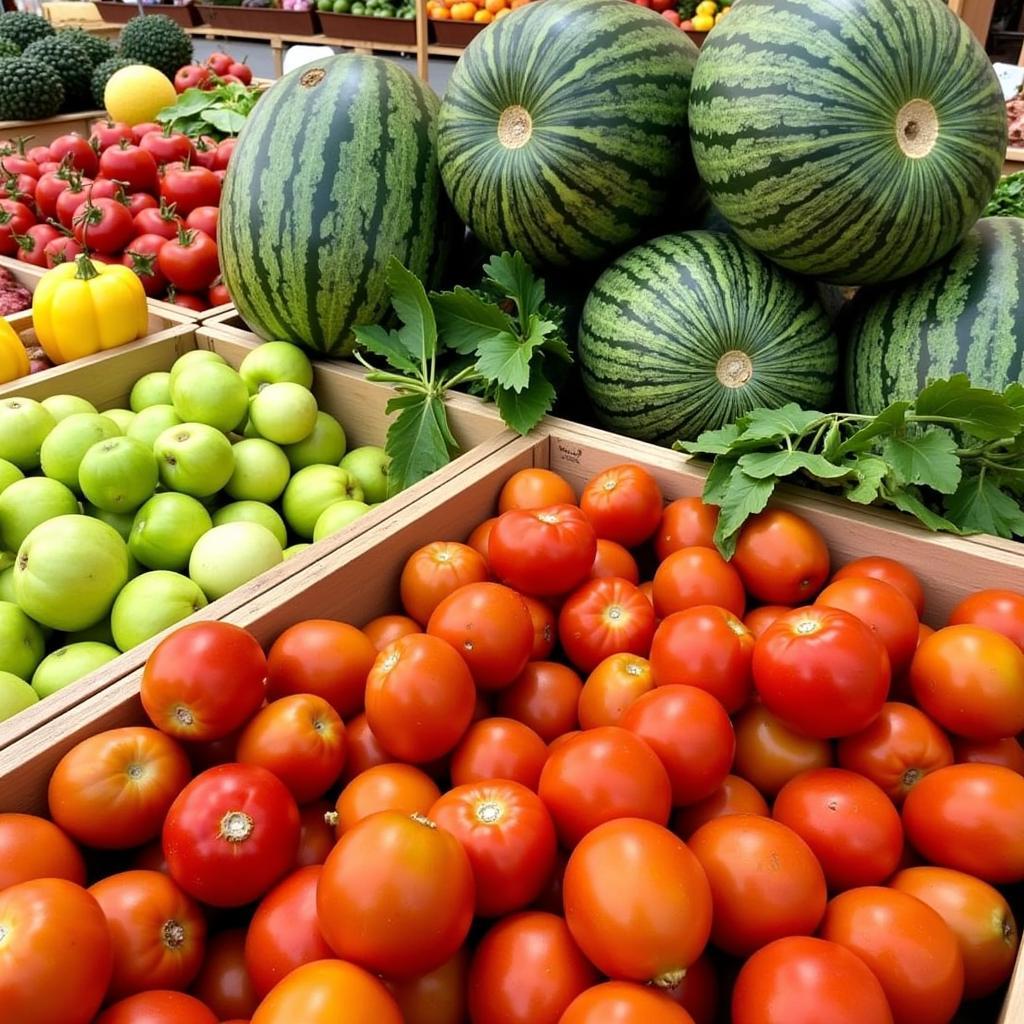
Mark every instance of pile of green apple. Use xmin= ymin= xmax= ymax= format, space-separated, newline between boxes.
xmin=0 ymin=342 xmax=390 ymax=722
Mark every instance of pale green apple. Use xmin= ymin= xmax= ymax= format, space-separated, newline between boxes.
xmin=127 ymin=405 xmax=182 ymax=450
xmin=213 ymin=500 xmax=288 ymax=548
xmin=0 ymin=671 xmax=38 ymax=721
xmin=102 ymin=409 xmax=135 ymax=433
xmin=0 ymin=458 xmax=22 ymax=495
xmin=130 ymin=371 xmax=173 ymax=411
xmin=79 ymin=436 xmax=159 ymax=514
xmin=239 ymin=341 xmax=314 ymax=393
xmin=0 ymin=397 xmax=55 ymax=470
xmin=110 ymin=570 xmax=208 ymax=652
xmin=169 ymin=349 xmax=227 ymax=387
xmin=248 ymin=383 xmax=318 ymax=445
xmin=283 ymin=543 xmax=310 ymax=560
xmin=282 ymin=411 xmax=347 ymax=470
xmin=153 ymin=423 xmax=235 ymax=497
xmin=41 ymin=394 xmax=97 ymax=422
xmin=83 ymin=503 xmax=136 ymax=543
xmin=189 ymin=521 xmax=283 ymax=601
xmin=39 ymin=413 xmax=121 ymax=491
xmin=130 ymin=492 xmax=212 ymax=571
xmin=31 ymin=641 xmax=120 ymax=698
xmin=171 ymin=362 xmax=249 ymax=434
xmin=225 ymin=438 xmax=291 ymax=503
xmin=282 ymin=465 xmax=364 ymax=539
xmin=0 ymin=600 xmax=45 ymax=680
xmin=0 ymin=477 xmax=79 ymax=551
xmin=340 ymin=446 xmax=389 ymax=505
xmin=313 ymin=499 xmax=371 ymax=541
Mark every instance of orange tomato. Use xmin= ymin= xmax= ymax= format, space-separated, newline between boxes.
xmin=578 ymin=653 xmax=654 ymax=728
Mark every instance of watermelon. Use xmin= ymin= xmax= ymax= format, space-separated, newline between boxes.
xmin=220 ymin=55 xmax=455 ymax=358
xmin=688 ymin=0 xmax=1007 ymax=286
xmin=436 ymin=0 xmax=700 ymax=269
xmin=845 ymin=217 xmax=1024 ymax=413
xmin=578 ymin=231 xmax=839 ymax=444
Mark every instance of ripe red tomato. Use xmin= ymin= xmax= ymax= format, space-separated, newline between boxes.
xmin=732 ymin=936 xmax=894 ymax=1024
xmin=296 ymin=801 xmax=335 ymax=867
xmin=732 ymin=509 xmax=830 ymax=605
xmin=732 ymin=703 xmax=833 ymax=795
xmin=158 ymin=228 xmax=219 ymax=292
xmin=0 ymin=197 xmax=34 ymax=255
xmin=652 ymin=546 xmax=745 ymax=618
xmin=578 ymin=653 xmax=654 ymax=729
xmin=48 ymin=727 xmax=191 ymax=849
xmin=489 ymin=504 xmax=597 ymax=597
xmin=95 ymin=991 xmax=218 ymax=1024
xmin=450 ymin=716 xmax=548 ymax=790
xmin=902 ymin=763 xmax=1024 ymax=883
xmin=498 ymin=660 xmax=583 ymax=741
xmin=134 ymin=201 xmax=183 ymax=240
xmin=365 ymin=633 xmax=476 ymax=762
xmin=910 ymin=624 xmax=1024 ymax=740
xmin=140 ymin=129 xmax=194 ymax=166
xmin=590 ymin=538 xmax=640 ymax=582
xmin=837 ymin=701 xmax=954 ymax=802
xmin=949 ymin=588 xmax=1024 ymax=650
xmin=671 ymin=774 xmax=769 ymax=838
xmin=522 ymin=593 xmax=556 ymax=659
xmin=334 ymin=762 xmax=441 ymax=836
xmin=190 ymin=928 xmax=259 ymax=1020
xmin=753 ymin=606 xmax=890 ymax=738
xmin=431 ymin=780 xmax=557 ymax=916
xmin=954 ymin=735 xmax=1024 ymax=773
xmin=773 ymin=768 xmax=903 ymax=889
xmin=559 ymin=576 xmax=656 ymax=673
xmin=163 ymin=763 xmax=300 ymax=907
xmin=50 ymin=133 xmax=99 ymax=175
xmin=341 ymin=712 xmax=389 ymax=783
xmin=400 ymin=540 xmax=489 ymax=625
xmin=890 ymin=865 xmax=1020 ymax=998
xmin=160 ymin=164 xmax=221 ymax=214
xmin=317 ymin=810 xmax=474 ymax=977
xmin=0 ymin=813 xmax=85 ymax=888
xmin=649 ymin=605 xmax=754 ymax=712
xmin=821 ymin=886 xmax=964 ymax=1024
xmin=654 ymin=496 xmax=718 ymax=561
xmin=540 ymin=726 xmax=671 ymax=846
xmin=386 ymin=949 xmax=468 ymax=1024
xmin=689 ymin=814 xmax=826 ymax=955
xmin=498 ymin=468 xmax=576 ymax=511
xmin=99 ymin=141 xmax=159 ymax=194
xmin=832 ymin=555 xmax=925 ymax=616
xmin=564 ymin=817 xmax=711 ymax=983
xmin=142 ymin=622 xmax=267 ymax=742
xmin=580 ymin=463 xmax=663 ymax=547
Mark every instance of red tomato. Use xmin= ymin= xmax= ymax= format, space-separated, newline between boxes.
xmin=671 ymin=774 xmax=769 ymax=838
xmin=954 ymin=734 xmax=1024 ymax=773
xmin=50 ymin=133 xmax=98 ymax=175
xmin=732 ymin=936 xmax=894 ymax=1024
xmin=560 ymin=982 xmax=695 ymax=1024
xmin=564 ymin=817 xmax=711 ymax=982
xmin=163 ymin=764 xmax=300 ymax=907
xmin=539 ymin=726 xmax=672 ymax=846
xmin=48 ymin=727 xmax=191 ymax=849
xmin=363 ymin=613 xmax=421 ymax=652
xmin=652 ymin=546 xmax=745 ymax=619
xmin=498 ymin=660 xmax=583 ymax=742
xmin=622 ymin=685 xmax=734 ymax=805
xmin=649 ymin=605 xmax=754 ymax=713
xmin=400 ymin=540 xmax=489 ymax=625
xmin=158 ymin=228 xmax=219 ymax=292
xmin=578 ymin=653 xmax=654 ymax=728
xmin=141 ymin=622 xmax=267 ymax=742
xmin=96 ymin=991 xmax=218 ymax=1024
xmin=732 ymin=509 xmax=830 ymax=605
xmin=773 ymin=768 xmax=903 ymax=889
xmin=580 ymin=463 xmax=662 ymax=547
xmin=732 ymin=702 xmax=833 ymax=796
xmin=498 ymin=467 xmax=576 ymax=511
xmin=185 ymin=204 xmax=218 ymax=239
xmin=90 ymin=119 xmax=134 ymax=151
xmin=890 ymin=865 xmax=1020 ymax=998
xmin=590 ymin=537 xmax=640 ymax=582
xmin=689 ymin=814 xmax=826 ymax=955
xmin=837 ymin=701 xmax=954 ymax=802
xmin=431 ymin=780 xmax=557 ymax=916
xmin=123 ymin=232 xmax=168 ymax=296
xmin=523 ymin=593 xmax=557 ymax=659
xmin=753 ymin=606 xmax=890 ymax=738
xmin=15 ymin=222 xmax=61 ymax=267
xmin=0 ymin=197 xmax=33 ymax=255
xmin=385 ymin=949 xmax=467 ymax=1024
xmin=467 ymin=911 xmax=597 ymax=1024
xmin=0 ymin=813 xmax=85 ymax=888
xmin=466 ymin=516 xmax=496 ymax=560
xmin=0 ymin=878 xmax=113 ymax=1024
xmin=190 ymin=929 xmax=259 ymax=1020
xmin=832 ymin=555 xmax=925 ymax=616
xmin=296 ymin=800 xmax=335 ymax=867
xmin=450 ymin=716 xmax=548 ymax=790
xmin=559 ymin=576 xmax=656 ymax=674
xmin=949 ymin=588 xmax=1024 ymax=650
xmin=654 ymin=497 xmax=718 ymax=561
xmin=334 ymin=762 xmax=441 ymax=835
xmin=821 ymin=887 xmax=963 ymax=1024
xmin=175 ymin=63 xmax=214 ymax=92
xmin=364 ymin=633 xmax=476 ymax=762
xmin=134 ymin=200 xmax=183 ymax=240
xmin=910 ymin=624 xmax=1024 ymax=740
xmin=160 ymin=164 xmax=221 ymax=214
xmin=140 ymin=129 xmax=194 ymax=167
xmin=489 ymin=504 xmax=597 ymax=597
xmin=317 ymin=810 xmax=474 ymax=976
xmin=902 ymin=763 xmax=1024 ymax=883
xmin=99 ymin=141 xmax=159 ymax=194
xmin=341 ymin=712 xmax=389 ymax=783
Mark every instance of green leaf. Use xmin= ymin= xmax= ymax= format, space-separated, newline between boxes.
xmin=202 ymin=108 xmax=248 ymax=134
xmin=431 ymin=286 xmax=513 ymax=355
xmin=881 ymin=429 xmax=962 ymax=494
xmin=386 ymin=258 xmax=437 ymax=363
xmin=737 ymin=450 xmax=851 ymax=481
xmin=384 ymin=394 xmax=456 ymax=496
xmin=885 ymin=487 xmax=964 ymax=534
xmin=913 ymin=375 xmax=1023 ymax=440
xmin=483 ymin=251 xmax=544 ymax=329
xmin=835 ymin=401 xmax=911 ymax=455
xmin=494 ymin=364 xmax=556 ymax=434
xmin=713 ymin=472 xmax=776 ymax=559
xmin=676 ymin=423 xmax=741 ymax=456
xmin=844 ymin=454 xmax=889 ymax=504
xmin=352 ymin=324 xmax=421 ymax=377
xmin=944 ymin=474 xmax=1024 ymax=538
xmin=735 ymin=404 xmax=827 ymax=444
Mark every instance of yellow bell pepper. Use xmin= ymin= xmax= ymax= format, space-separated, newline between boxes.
xmin=32 ymin=255 xmax=149 ymax=365
xmin=0 ymin=317 xmax=28 ymax=384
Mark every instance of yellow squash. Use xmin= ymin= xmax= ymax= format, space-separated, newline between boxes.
xmin=0 ymin=317 xmax=28 ymax=384
xmin=32 ymin=255 xmax=149 ymax=364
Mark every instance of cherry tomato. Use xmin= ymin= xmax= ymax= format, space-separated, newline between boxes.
xmin=580 ymin=463 xmax=663 ymax=547
xmin=467 ymin=515 xmax=497 ymax=561
xmin=732 ymin=509 xmax=830 ymax=605
xmin=158 ymin=228 xmax=219 ymax=292
xmin=400 ymin=540 xmax=489 ymax=625
xmin=296 ymin=800 xmax=335 ymax=867
xmin=522 ymin=593 xmax=556 ymax=659
xmin=385 ymin=949 xmax=468 ymax=1024
xmin=949 ymin=588 xmax=1024 ymax=650
xmin=578 ymin=653 xmax=654 ymax=728
xmin=837 ymin=702 xmax=954 ymax=802
xmin=743 ymin=604 xmax=792 ymax=639
xmin=48 ymin=726 xmax=191 ymax=849
xmin=659 ymin=953 xmax=717 ymax=1024
xmin=99 ymin=141 xmax=159 ymax=194
xmin=0 ymin=813 xmax=85 ymax=888
xmin=559 ymin=576 xmax=655 ymax=674
xmin=733 ymin=702 xmax=834 ymax=795
xmin=190 ymin=929 xmax=258 ymax=1020
xmin=140 ymin=129 xmax=194 ymax=167
xmin=450 ymin=716 xmax=548 ymax=790
xmin=671 ymin=774 xmax=769 ymax=838
xmin=590 ymin=537 xmax=640 ymax=582
xmin=832 ymin=555 xmax=925 ymax=616
xmin=498 ymin=468 xmax=576 ymax=511
xmin=134 ymin=200 xmax=183 ymax=240
xmin=160 ymin=164 xmax=221 ymax=215
xmin=652 ymin=546 xmax=745 ymax=619
xmin=341 ymin=712 xmax=389 ymax=783
xmin=317 ymin=810 xmax=474 ymax=977
xmin=498 ymin=660 xmax=583 ymax=741
xmin=364 ymin=613 xmax=421 ymax=652
xmin=654 ymin=497 xmax=718 ymax=561
xmin=95 ymin=991 xmax=218 ymax=1024
xmin=0 ymin=197 xmax=34 ymax=255
xmin=163 ymin=764 xmax=300 ymax=907
xmin=954 ymin=734 xmax=1024 ymax=773
xmin=560 ymin=982 xmax=694 ymax=1024
xmin=334 ymin=762 xmax=441 ymax=835
xmin=50 ymin=133 xmax=99 ymax=175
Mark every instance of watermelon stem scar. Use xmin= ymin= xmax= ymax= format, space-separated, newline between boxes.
xmin=498 ymin=106 xmax=532 ymax=150
xmin=896 ymin=100 xmax=938 ymax=159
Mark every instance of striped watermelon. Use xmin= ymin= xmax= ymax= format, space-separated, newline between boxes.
xmin=845 ymin=217 xmax=1024 ymax=413
xmin=436 ymin=0 xmax=700 ymax=269
xmin=220 ymin=55 xmax=455 ymax=358
xmin=688 ymin=0 xmax=1007 ymax=285
xmin=578 ymin=231 xmax=839 ymax=444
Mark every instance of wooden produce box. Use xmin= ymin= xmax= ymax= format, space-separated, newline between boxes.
xmin=0 ymin=329 xmax=513 ymax=751
xmin=0 ymin=110 xmax=106 ymax=148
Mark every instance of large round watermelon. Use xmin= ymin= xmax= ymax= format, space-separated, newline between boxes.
xmin=578 ymin=231 xmax=840 ymax=444
xmin=220 ymin=55 xmax=455 ymax=357
xmin=688 ymin=0 xmax=1007 ymax=285
xmin=437 ymin=0 xmax=700 ymax=269
xmin=845 ymin=217 xmax=1024 ymax=413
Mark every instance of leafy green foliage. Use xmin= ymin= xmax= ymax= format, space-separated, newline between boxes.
xmin=157 ymin=83 xmax=262 ymax=139
xmin=983 ymin=171 xmax=1024 ymax=219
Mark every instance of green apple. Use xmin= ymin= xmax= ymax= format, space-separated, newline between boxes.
xmin=213 ymin=500 xmax=288 ymax=548
xmin=283 ymin=543 xmax=310 ymax=560
xmin=154 ymin=423 xmax=235 ymax=498
xmin=39 ymin=412 xmax=122 ymax=491
xmin=239 ymin=341 xmax=314 ymax=394
xmin=0 ymin=477 xmax=79 ymax=551
xmin=282 ymin=411 xmax=347 ymax=471
xmin=83 ymin=503 xmax=136 ymax=543
xmin=110 ymin=570 xmax=208 ymax=652
xmin=130 ymin=492 xmax=212 ymax=571
xmin=225 ymin=438 xmax=291 ymax=503
xmin=0 ymin=670 xmax=38 ymax=722
xmin=313 ymin=499 xmax=371 ymax=541
xmin=0 ymin=397 xmax=56 ymax=471
xmin=189 ymin=521 xmax=283 ymax=601
xmin=0 ymin=600 xmax=45 ymax=680
xmin=32 ymin=641 xmax=120 ymax=698
xmin=170 ymin=349 xmax=227 ymax=387
xmin=127 ymin=405 xmax=182 ymax=450
xmin=41 ymin=394 xmax=97 ymax=422
xmin=102 ymin=409 xmax=135 ymax=433
xmin=340 ymin=446 xmax=389 ymax=505
xmin=78 ymin=436 xmax=159 ymax=514
xmin=281 ymin=465 xmax=364 ymax=540
xmin=64 ymin=618 xmax=115 ymax=646
xmin=0 ymin=458 xmax=22 ymax=495
xmin=171 ymin=362 xmax=249 ymax=434
xmin=248 ymin=383 xmax=318 ymax=445
xmin=0 ymin=566 xmax=13 ymax=603
xmin=130 ymin=371 xmax=173 ymax=411
xmin=14 ymin=514 xmax=130 ymax=632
